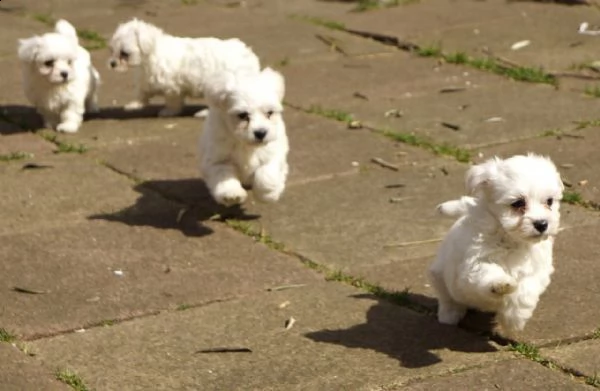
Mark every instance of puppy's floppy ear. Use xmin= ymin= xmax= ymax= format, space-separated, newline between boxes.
xmin=205 ymin=72 xmax=236 ymax=108
xmin=465 ymin=157 xmax=500 ymax=195
xmin=17 ymin=37 xmax=41 ymax=62
xmin=133 ymin=19 xmax=157 ymax=54
xmin=55 ymin=19 xmax=79 ymax=43
xmin=260 ymin=67 xmax=285 ymax=102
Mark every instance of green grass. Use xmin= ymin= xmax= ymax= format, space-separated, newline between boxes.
xmin=382 ymin=130 xmax=471 ymax=162
xmin=509 ymin=342 xmax=543 ymax=362
xmin=225 ymin=220 xmax=285 ymax=251
xmin=306 ymin=105 xmax=354 ymax=123
xmin=290 ymin=15 xmax=346 ymax=31
xmin=32 ymin=13 xmax=55 ymax=26
xmin=40 ymin=133 xmax=88 ymax=154
xmin=574 ymin=119 xmax=600 ymax=130
xmin=181 ymin=0 xmax=199 ymax=4
xmin=0 ymin=328 xmax=16 ymax=343
xmin=55 ymin=369 xmax=89 ymax=391
xmin=276 ymin=57 xmax=290 ymax=68
xmin=584 ymin=86 xmax=600 ymax=98
xmin=593 ymin=327 xmax=600 ymax=339
xmin=415 ymin=44 xmax=442 ymax=58
xmin=0 ymin=151 xmax=32 ymax=162
xmin=352 ymin=0 xmax=417 ymax=12
xmin=176 ymin=304 xmax=192 ymax=311
xmin=586 ymin=373 xmax=600 ymax=387
xmin=563 ymin=190 xmax=583 ymax=205
xmin=77 ymin=29 xmax=107 ymax=51
xmin=98 ymin=319 xmax=115 ymax=327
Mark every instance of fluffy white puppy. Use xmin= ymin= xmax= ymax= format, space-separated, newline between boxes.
xmin=108 ymin=19 xmax=260 ymax=117
xmin=430 ymin=154 xmax=563 ymax=335
xmin=199 ymin=67 xmax=288 ymax=206
xmin=18 ymin=20 xmax=100 ymax=133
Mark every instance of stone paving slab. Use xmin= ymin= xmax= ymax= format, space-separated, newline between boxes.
xmin=0 ymin=216 xmax=321 ymax=339
xmin=31 ymin=282 xmax=503 ymax=390
xmin=283 ymin=52 xmax=599 ymax=148
xmin=0 ymin=343 xmax=70 ymax=391
xmin=543 ymin=339 xmax=600 ymax=380
xmin=402 ymin=358 xmax=594 ymax=390
xmin=475 ymin=128 xmax=600 ymax=205
xmin=0 ymin=132 xmax=55 ymax=156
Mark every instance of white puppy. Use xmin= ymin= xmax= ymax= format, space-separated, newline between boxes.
xmin=430 ymin=154 xmax=563 ymax=335
xmin=18 ymin=20 xmax=100 ymax=133
xmin=108 ymin=19 xmax=260 ymax=117
xmin=199 ymin=67 xmax=288 ymax=206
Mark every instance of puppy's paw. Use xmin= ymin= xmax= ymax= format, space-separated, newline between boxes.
xmin=124 ymin=100 xmax=145 ymax=111
xmin=437 ymin=304 xmax=467 ymax=325
xmin=56 ymin=122 xmax=80 ymax=133
xmin=491 ymin=278 xmax=517 ymax=296
xmin=158 ymin=107 xmax=182 ymax=117
xmin=214 ymin=181 xmax=248 ymax=206
xmin=497 ymin=313 xmax=527 ymax=336
xmin=193 ymin=108 xmax=209 ymax=118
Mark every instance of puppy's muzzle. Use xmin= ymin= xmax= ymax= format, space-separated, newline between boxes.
xmin=60 ymin=71 xmax=69 ymax=81
xmin=253 ymin=129 xmax=267 ymax=142
xmin=533 ymin=219 xmax=548 ymax=233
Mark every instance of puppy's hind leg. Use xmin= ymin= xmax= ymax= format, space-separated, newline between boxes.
xmin=429 ymin=269 xmax=467 ymax=325
xmin=85 ymin=68 xmax=100 ymax=114
xmin=159 ymin=94 xmax=184 ymax=117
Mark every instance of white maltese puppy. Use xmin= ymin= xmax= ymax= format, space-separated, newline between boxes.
xmin=430 ymin=154 xmax=564 ymax=335
xmin=18 ymin=19 xmax=100 ymax=133
xmin=108 ymin=19 xmax=260 ymax=117
xmin=199 ymin=67 xmax=288 ymax=206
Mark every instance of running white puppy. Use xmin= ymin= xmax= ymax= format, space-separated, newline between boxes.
xmin=199 ymin=67 xmax=288 ymax=206
xmin=18 ymin=19 xmax=100 ymax=133
xmin=430 ymin=154 xmax=563 ymax=335
xmin=108 ymin=19 xmax=260 ymax=117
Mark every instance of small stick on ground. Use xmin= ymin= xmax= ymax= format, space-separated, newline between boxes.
xmin=371 ymin=157 xmax=400 ymax=171
xmin=195 ymin=347 xmax=252 ymax=354
xmin=267 ymin=284 xmax=307 ymax=292
xmin=384 ymin=238 xmax=443 ymax=248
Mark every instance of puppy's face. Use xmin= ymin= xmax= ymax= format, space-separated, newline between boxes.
xmin=19 ymin=34 xmax=78 ymax=84
xmin=216 ymin=68 xmax=286 ymax=145
xmin=467 ymin=155 xmax=563 ymax=243
xmin=108 ymin=22 xmax=142 ymax=71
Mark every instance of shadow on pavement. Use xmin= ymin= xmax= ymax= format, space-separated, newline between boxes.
xmin=305 ymin=293 xmax=498 ymax=368
xmin=88 ymin=178 xmax=260 ymax=237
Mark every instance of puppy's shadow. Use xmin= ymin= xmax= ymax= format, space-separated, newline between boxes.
xmin=90 ymin=104 xmax=208 ymax=121
xmin=89 ymin=178 xmax=260 ymax=237
xmin=305 ymin=293 xmax=499 ymax=368
xmin=0 ymin=105 xmax=42 ymax=134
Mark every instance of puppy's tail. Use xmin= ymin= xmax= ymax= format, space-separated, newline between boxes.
xmin=437 ymin=196 xmax=476 ymax=218
xmin=55 ymin=20 xmax=78 ymax=42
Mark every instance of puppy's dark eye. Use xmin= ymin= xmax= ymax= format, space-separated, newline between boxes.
xmin=266 ymin=110 xmax=274 ymax=119
xmin=43 ymin=60 xmax=54 ymax=67
xmin=237 ymin=112 xmax=250 ymax=121
xmin=119 ymin=50 xmax=129 ymax=59
xmin=546 ymin=198 xmax=554 ymax=207
xmin=510 ymin=198 xmax=527 ymax=210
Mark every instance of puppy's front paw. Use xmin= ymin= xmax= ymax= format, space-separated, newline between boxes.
xmin=491 ymin=278 xmax=517 ymax=296
xmin=56 ymin=122 xmax=80 ymax=133
xmin=214 ymin=181 xmax=248 ymax=206
xmin=437 ymin=303 xmax=467 ymax=325
xmin=124 ymin=100 xmax=145 ymax=111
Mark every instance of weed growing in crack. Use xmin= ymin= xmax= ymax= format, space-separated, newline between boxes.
xmin=352 ymin=0 xmax=418 ymax=12
xmin=584 ymin=85 xmax=600 ymax=98
xmin=0 ymin=328 xmax=16 ymax=343
xmin=509 ymin=342 xmax=543 ymax=362
xmin=382 ymin=130 xmax=471 ymax=163
xmin=55 ymin=369 xmax=89 ymax=391
xmin=77 ymin=29 xmax=107 ymax=51
xmin=225 ymin=220 xmax=285 ymax=251
xmin=306 ymin=105 xmax=353 ymax=123
xmin=40 ymin=133 xmax=88 ymax=154
xmin=290 ymin=15 xmax=346 ymax=31
xmin=563 ymin=190 xmax=583 ymax=206
xmin=0 ymin=151 xmax=32 ymax=162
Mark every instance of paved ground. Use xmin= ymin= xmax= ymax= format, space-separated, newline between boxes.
xmin=1 ymin=0 xmax=600 ymax=389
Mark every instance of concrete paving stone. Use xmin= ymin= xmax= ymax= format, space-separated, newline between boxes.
xmin=246 ymin=157 xmax=467 ymax=270
xmin=0 ymin=343 xmax=70 ymax=391
xmin=0 ymin=215 xmax=321 ymax=339
xmin=402 ymin=358 xmax=594 ymax=391
xmin=31 ymin=282 xmax=503 ymax=390
xmin=543 ymin=340 xmax=600 ymax=379
xmin=0 ymin=154 xmax=153 ymax=235
xmin=475 ymin=129 xmax=600 ymax=206
xmin=283 ymin=52 xmax=600 ymax=148
xmin=0 ymin=132 xmax=56 ymax=156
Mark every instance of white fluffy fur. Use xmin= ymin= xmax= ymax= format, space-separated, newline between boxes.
xmin=430 ymin=154 xmax=564 ymax=335
xmin=199 ymin=67 xmax=288 ymax=206
xmin=18 ymin=19 xmax=100 ymax=133
xmin=108 ymin=18 xmax=260 ymax=117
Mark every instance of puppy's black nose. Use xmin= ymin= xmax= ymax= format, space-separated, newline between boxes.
xmin=533 ymin=220 xmax=548 ymax=233
xmin=109 ymin=59 xmax=117 ymax=68
xmin=253 ymin=129 xmax=267 ymax=141
xmin=60 ymin=71 xmax=68 ymax=80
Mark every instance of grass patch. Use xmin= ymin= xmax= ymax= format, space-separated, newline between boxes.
xmin=563 ymin=190 xmax=583 ymax=205
xmin=225 ymin=220 xmax=285 ymax=251
xmin=181 ymin=0 xmax=199 ymax=4
xmin=0 ymin=328 xmax=16 ymax=343
xmin=574 ymin=119 xmax=600 ymax=130
xmin=32 ymin=13 xmax=55 ymax=26
xmin=40 ymin=133 xmax=88 ymax=154
xmin=0 ymin=151 xmax=32 ymax=162
xmin=509 ymin=342 xmax=543 ymax=362
xmin=593 ymin=328 xmax=600 ymax=339
xmin=291 ymin=15 xmax=346 ymax=31
xmin=55 ymin=369 xmax=89 ymax=391
xmin=352 ymin=0 xmax=417 ymax=12
xmin=586 ymin=374 xmax=600 ymax=387
xmin=415 ymin=44 xmax=442 ymax=58
xmin=98 ymin=319 xmax=115 ymax=327
xmin=77 ymin=29 xmax=107 ymax=51
xmin=306 ymin=105 xmax=354 ymax=123
xmin=382 ymin=130 xmax=471 ymax=162
xmin=176 ymin=304 xmax=192 ymax=311
xmin=585 ymin=85 xmax=600 ymax=98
